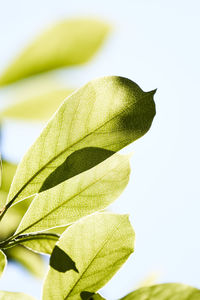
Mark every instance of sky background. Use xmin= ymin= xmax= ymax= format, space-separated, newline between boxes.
xmin=0 ymin=0 xmax=200 ymax=299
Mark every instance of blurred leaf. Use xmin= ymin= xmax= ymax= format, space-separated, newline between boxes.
xmin=135 ymin=272 xmax=160 ymax=289
xmin=15 ymin=152 xmax=130 ymax=234
xmin=0 ymin=154 xmax=2 ymax=189
xmin=1 ymin=161 xmax=17 ymax=193
xmin=0 ymin=250 xmax=6 ymax=278
xmin=0 ymin=89 xmax=73 ymax=122
xmin=5 ymin=245 xmax=45 ymax=278
xmin=43 ymin=213 xmax=134 ymax=300
xmin=7 ymin=76 xmax=156 ymax=207
xmin=0 ymin=160 xmax=17 ymax=209
xmin=0 ymin=198 xmax=32 ymax=241
xmin=120 ymin=283 xmax=200 ymax=300
xmin=0 ymin=291 xmax=36 ymax=299
xmin=0 ymin=18 xmax=110 ymax=86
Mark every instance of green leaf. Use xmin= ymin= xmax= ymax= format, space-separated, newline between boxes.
xmin=7 ymin=76 xmax=156 ymax=207
xmin=0 ymin=250 xmax=6 ymax=278
xmin=0 ymin=89 xmax=73 ymax=121
xmin=0 ymin=161 xmax=17 ymax=209
xmin=5 ymin=245 xmax=45 ymax=278
xmin=15 ymin=152 xmax=130 ymax=234
xmin=0 ymin=18 xmax=110 ymax=86
xmin=121 ymin=283 xmax=200 ymax=300
xmin=43 ymin=213 xmax=134 ymax=300
xmin=0 ymin=291 xmax=36 ymax=300
xmin=1 ymin=161 xmax=17 ymax=193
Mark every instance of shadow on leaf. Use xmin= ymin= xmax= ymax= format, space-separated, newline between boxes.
xmin=80 ymin=291 xmax=95 ymax=300
xmin=39 ymin=147 xmax=115 ymax=192
xmin=50 ymin=245 xmax=78 ymax=273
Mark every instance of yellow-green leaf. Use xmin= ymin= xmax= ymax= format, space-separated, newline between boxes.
xmin=0 ymin=89 xmax=73 ymax=121
xmin=43 ymin=213 xmax=134 ymax=300
xmin=7 ymin=76 xmax=156 ymax=207
xmin=121 ymin=283 xmax=200 ymax=300
xmin=15 ymin=152 xmax=130 ymax=234
xmin=0 ymin=250 xmax=6 ymax=278
xmin=0 ymin=291 xmax=36 ymax=300
xmin=0 ymin=161 xmax=17 ymax=209
xmin=5 ymin=245 xmax=45 ymax=278
xmin=0 ymin=18 xmax=110 ymax=86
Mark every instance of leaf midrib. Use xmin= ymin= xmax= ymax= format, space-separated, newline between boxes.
xmin=64 ymin=217 xmax=125 ymax=300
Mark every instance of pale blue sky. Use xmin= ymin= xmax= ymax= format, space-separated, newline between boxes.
xmin=0 ymin=1 xmax=200 ymax=299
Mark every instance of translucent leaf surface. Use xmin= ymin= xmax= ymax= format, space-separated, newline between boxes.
xmin=0 ymin=250 xmax=6 ymax=278
xmin=15 ymin=152 xmax=130 ymax=234
xmin=7 ymin=76 xmax=156 ymax=207
xmin=0 ymin=291 xmax=36 ymax=300
xmin=121 ymin=283 xmax=200 ymax=300
xmin=0 ymin=18 xmax=110 ymax=86
xmin=43 ymin=213 xmax=135 ymax=300
xmin=0 ymin=89 xmax=73 ymax=121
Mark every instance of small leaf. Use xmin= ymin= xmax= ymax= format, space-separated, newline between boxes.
xmin=0 ymin=18 xmax=110 ymax=86
xmin=0 ymin=250 xmax=7 ymax=278
xmin=121 ymin=283 xmax=200 ymax=300
xmin=7 ymin=76 xmax=156 ymax=207
xmin=0 ymin=89 xmax=73 ymax=121
xmin=5 ymin=245 xmax=45 ymax=278
xmin=43 ymin=213 xmax=135 ymax=300
xmin=0 ymin=291 xmax=36 ymax=300
xmin=15 ymin=152 xmax=130 ymax=234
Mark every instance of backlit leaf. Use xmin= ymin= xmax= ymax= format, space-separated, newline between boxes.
xmin=121 ymin=283 xmax=200 ymax=300
xmin=15 ymin=152 xmax=130 ymax=234
xmin=7 ymin=76 xmax=156 ymax=207
xmin=0 ymin=291 xmax=36 ymax=300
xmin=43 ymin=213 xmax=134 ymax=300
xmin=0 ymin=18 xmax=110 ymax=86
xmin=0 ymin=89 xmax=73 ymax=121
xmin=0 ymin=250 xmax=6 ymax=278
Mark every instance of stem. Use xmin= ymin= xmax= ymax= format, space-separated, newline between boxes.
xmin=0 ymin=201 xmax=13 ymax=222
xmin=0 ymin=232 xmax=60 ymax=249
